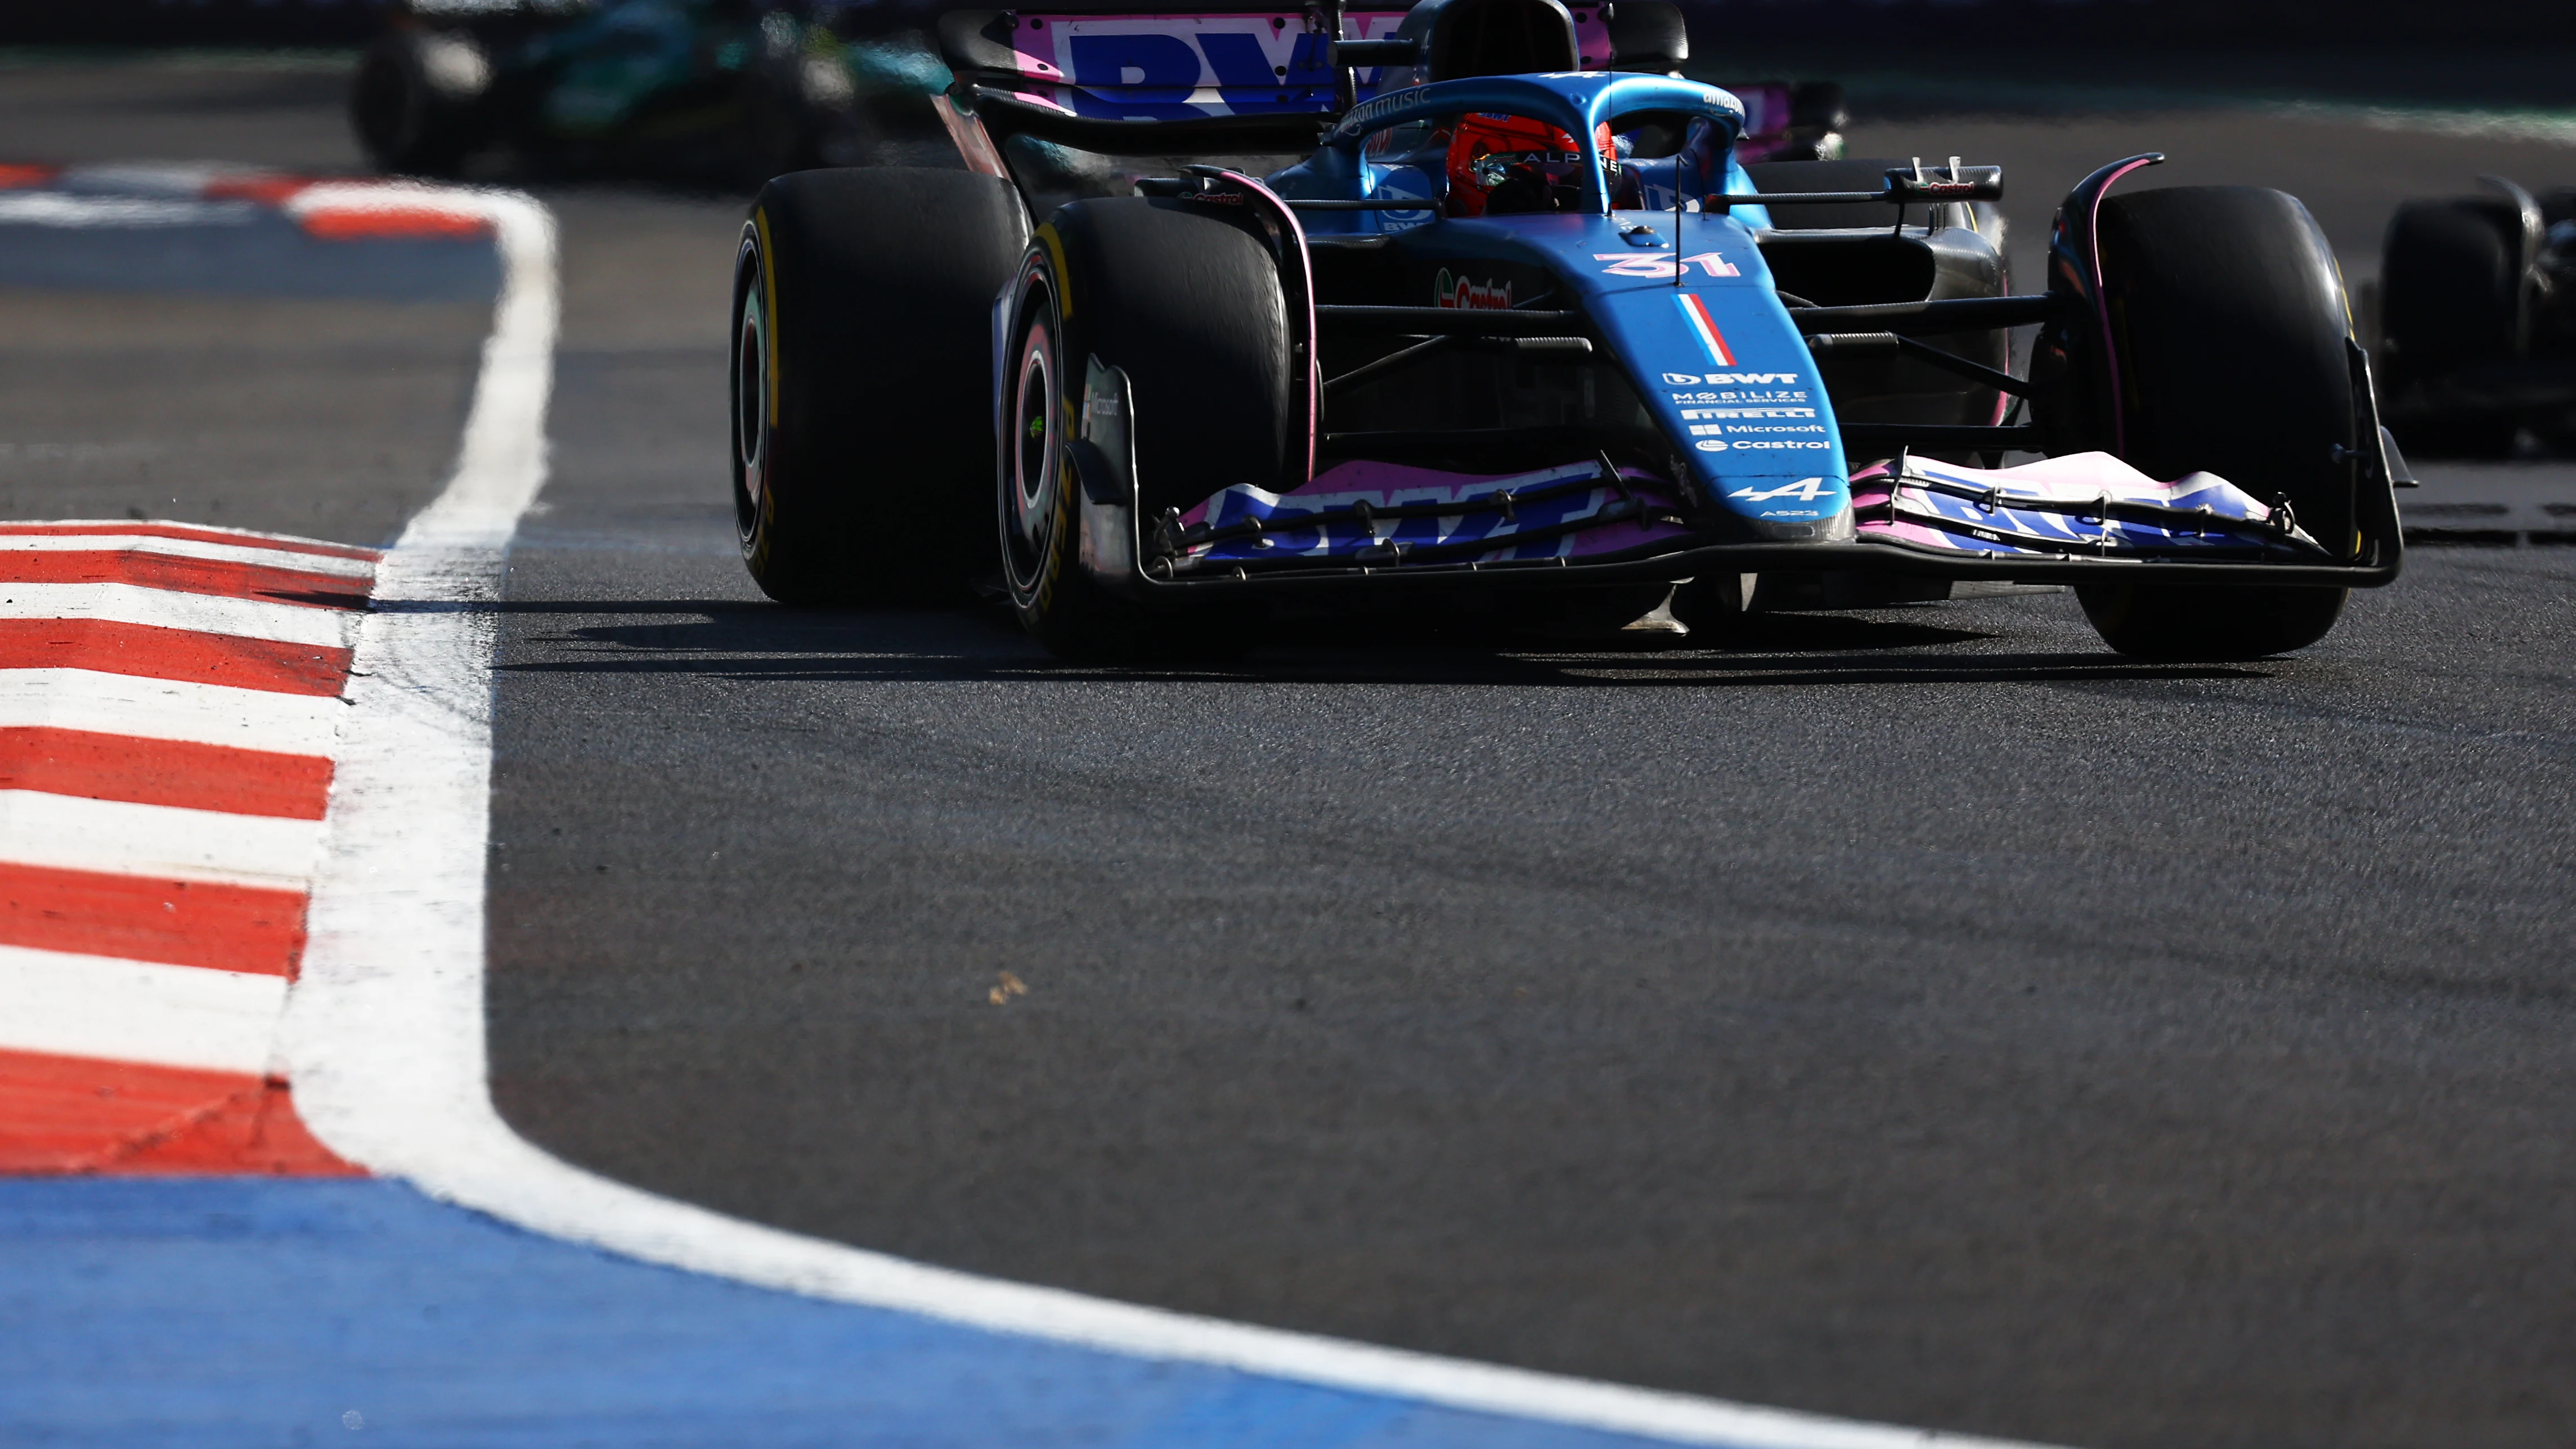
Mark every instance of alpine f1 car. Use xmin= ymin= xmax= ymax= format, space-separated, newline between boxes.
xmin=728 ymin=0 xmax=2406 ymax=661
xmin=2380 ymin=174 xmax=2576 ymax=455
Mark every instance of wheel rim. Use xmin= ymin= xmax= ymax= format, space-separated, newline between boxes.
xmin=730 ymin=240 xmax=768 ymax=541
xmin=1001 ymin=286 xmax=1062 ymax=601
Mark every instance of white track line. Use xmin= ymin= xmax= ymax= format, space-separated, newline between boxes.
xmin=284 ymin=187 xmax=2046 ymax=1449
xmin=0 ymin=192 xmax=258 ymax=228
xmin=0 ymin=533 xmax=378 ymax=578
xmin=0 ymin=582 xmax=359 ymax=648
xmin=0 ymin=789 xmax=322 ymax=890
xmin=0 ymin=669 xmax=348 ymax=754
xmin=0 ymin=943 xmax=284 ymax=1074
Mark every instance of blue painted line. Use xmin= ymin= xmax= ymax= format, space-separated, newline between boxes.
xmin=0 ymin=1179 xmax=1666 ymax=1449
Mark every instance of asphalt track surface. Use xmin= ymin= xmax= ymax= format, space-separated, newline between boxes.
xmin=8 ymin=53 xmax=2575 ymax=1449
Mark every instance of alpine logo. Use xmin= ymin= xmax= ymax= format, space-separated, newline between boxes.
xmin=1674 ymin=293 xmax=1735 ymax=367
xmin=1727 ymin=476 xmax=1839 ymax=501
xmin=1434 ymin=268 xmax=1512 ymax=309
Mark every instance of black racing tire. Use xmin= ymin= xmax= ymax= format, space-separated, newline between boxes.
xmin=349 ymin=29 xmax=490 ymax=176
xmin=2075 ymin=583 xmax=2347 ymax=663
xmin=731 ymin=167 xmax=1027 ymax=605
xmin=2380 ymin=197 xmax=2522 ymax=459
xmin=1000 ymin=197 xmax=1290 ymax=657
xmin=2075 ymin=185 xmax=2357 ymax=661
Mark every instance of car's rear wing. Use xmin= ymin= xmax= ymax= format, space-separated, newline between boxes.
xmin=936 ymin=3 xmax=1833 ymax=161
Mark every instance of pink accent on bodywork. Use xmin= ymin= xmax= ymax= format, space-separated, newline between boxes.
xmin=1209 ymin=169 xmax=1320 ymax=485
xmin=1569 ymin=7 xmax=1612 ymax=66
xmin=1009 ymin=15 xmax=1065 ymax=79
xmin=1722 ymin=82 xmax=1805 ymax=163
xmin=999 ymin=9 xmax=1609 ymax=88
xmin=2086 ymin=156 xmax=2160 ymax=458
xmin=934 ymin=93 xmax=1012 ymax=178
xmin=1849 ymin=451 xmax=2285 ymax=552
xmin=1007 ymin=11 xmax=1409 ymax=82
xmin=1852 ymin=450 xmax=2224 ymax=504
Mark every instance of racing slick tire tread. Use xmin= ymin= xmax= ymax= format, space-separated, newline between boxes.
xmin=733 ymin=167 xmax=1028 ymax=605
xmin=2077 ymin=185 xmax=2356 ymax=661
xmin=1001 ymin=198 xmax=1288 ymax=658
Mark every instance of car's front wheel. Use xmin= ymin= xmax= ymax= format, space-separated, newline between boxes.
xmin=1001 ymin=196 xmax=1291 ymax=657
xmin=2075 ymin=185 xmax=2360 ymax=661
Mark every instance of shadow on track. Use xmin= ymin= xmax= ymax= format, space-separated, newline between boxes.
xmin=491 ymin=598 xmax=2271 ymax=688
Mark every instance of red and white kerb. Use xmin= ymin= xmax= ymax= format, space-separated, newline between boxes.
xmin=0 ymin=523 xmax=375 ymax=1176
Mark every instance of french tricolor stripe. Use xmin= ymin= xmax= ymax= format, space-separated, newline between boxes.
xmin=0 ymin=522 xmax=375 ymax=1176
xmin=1675 ymin=292 xmax=1736 ymax=367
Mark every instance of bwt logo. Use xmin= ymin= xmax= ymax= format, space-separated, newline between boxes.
xmin=1047 ymin=16 xmax=1411 ymax=120
xmin=1664 ymin=372 xmax=1799 ymax=385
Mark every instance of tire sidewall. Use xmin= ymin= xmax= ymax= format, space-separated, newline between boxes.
xmin=1000 ymin=255 xmax=1079 ymax=626
xmin=729 ymin=222 xmax=778 ymax=573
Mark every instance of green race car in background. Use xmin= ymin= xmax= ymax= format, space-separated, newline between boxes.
xmin=351 ymin=0 xmax=958 ymax=181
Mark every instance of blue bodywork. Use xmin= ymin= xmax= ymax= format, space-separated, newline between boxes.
xmin=1264 ymin=74 xmax=1850 ymax=540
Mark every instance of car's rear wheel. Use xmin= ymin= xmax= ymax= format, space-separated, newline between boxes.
xmin=2380 ymin=196 xmax=2523 ymax=458
xmin=1002 ymin=197 xmax=1291 ymax=656
xmin=2075 ymin=185 xmax=2357 ymax=661
xmin=733 ymin=167 xmax=1026 ymax=604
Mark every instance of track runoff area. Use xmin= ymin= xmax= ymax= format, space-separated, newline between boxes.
xmin=4 ymin=88 xmax=2575 ymax=1449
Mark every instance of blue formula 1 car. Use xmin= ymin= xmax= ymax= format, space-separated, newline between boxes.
xmin=728 ymin=0 xmax=2406 ymax=660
